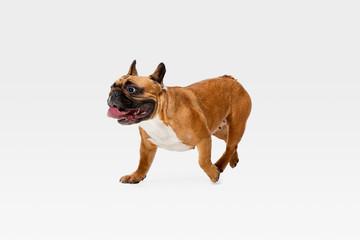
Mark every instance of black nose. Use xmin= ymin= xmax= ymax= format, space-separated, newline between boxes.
xmin=107 ymin=95 xmax=115 ymax=108
xmin=107 ymin=90 xmax=122 ymax=108
xmin=108 ymin=89 xmax=133 ymax=110
xmin=110 ymin=102 xmax=120 ymax=109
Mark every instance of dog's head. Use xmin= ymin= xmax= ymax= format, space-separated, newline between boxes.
xmin=107 ymin=60 xmax=166 ymax=125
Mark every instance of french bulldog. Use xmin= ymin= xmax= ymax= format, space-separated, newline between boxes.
xmin=107 ymin=60 xmax=251 ymax=183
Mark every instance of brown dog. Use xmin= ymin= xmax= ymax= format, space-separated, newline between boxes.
xmin=107 ymin=60 xmax=251 ymax=183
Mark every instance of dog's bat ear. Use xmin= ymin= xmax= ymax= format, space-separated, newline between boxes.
xmin=127 ymin=60 xmax=138 ymax=76
xmin=150 ymin=62 xmax=166 ymax=86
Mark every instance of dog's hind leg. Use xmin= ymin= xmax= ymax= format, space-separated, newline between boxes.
xmin=213 ymin=123 xmax=231 ymax=172
xmin=214 ymin=122 xmax=245 ymax=173
xmin=215 ymin=95 xmax=251 ymax=173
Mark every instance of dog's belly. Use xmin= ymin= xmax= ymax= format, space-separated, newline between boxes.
xmin=139 ymin=116 xmax=192 ymax=152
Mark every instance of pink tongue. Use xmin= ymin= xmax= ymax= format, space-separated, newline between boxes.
xmin=107 ymin=107 xmax=130 ymax=119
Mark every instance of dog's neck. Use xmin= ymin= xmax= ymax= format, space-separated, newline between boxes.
xmin=151 ymin=87 xmax=172 ymax=124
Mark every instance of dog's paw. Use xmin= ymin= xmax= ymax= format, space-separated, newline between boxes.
xmin=230 ymin=153 xmax=239 ymax=168
xmin=209 ymin=165 xmax=221 ymax=183
xmin=119 ymin=173 xmax=146 ymax=184
xmin=229 ymin=158 xmax=239 ymax=168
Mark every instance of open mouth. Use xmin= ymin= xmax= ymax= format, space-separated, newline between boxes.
xmin=107 ymin=103 xmax=154 ymax=125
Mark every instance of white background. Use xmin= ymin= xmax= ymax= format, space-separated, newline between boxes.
xmin=1 ymin=0 xmax=359 ymax=239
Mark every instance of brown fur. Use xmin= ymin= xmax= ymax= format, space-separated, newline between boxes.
xmin=112 ymin=61 xmax=251 ymax=183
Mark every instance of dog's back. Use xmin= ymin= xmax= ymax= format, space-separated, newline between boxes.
xmin=170 ymin=75 xmax=251 ymax=133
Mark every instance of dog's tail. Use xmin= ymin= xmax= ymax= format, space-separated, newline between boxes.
xmin=221 ymin=75 xmax=237 ymax=81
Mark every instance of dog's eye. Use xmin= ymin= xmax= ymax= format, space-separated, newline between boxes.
xmin=127 ymin=86 xmax=136 ymax=93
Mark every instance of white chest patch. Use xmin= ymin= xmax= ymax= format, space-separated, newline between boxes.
xmin=139 ymin=116 xmax=192 ymax=152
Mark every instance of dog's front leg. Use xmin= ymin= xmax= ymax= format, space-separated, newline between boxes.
xmin=120 ymin=127 xmax=157 ymax=184
xmin=197 ymin=137 xmax=220 ymax=183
